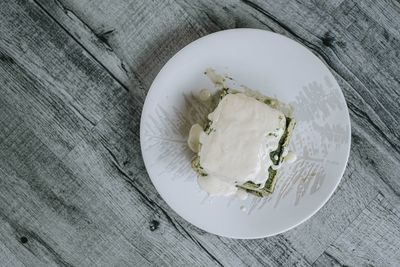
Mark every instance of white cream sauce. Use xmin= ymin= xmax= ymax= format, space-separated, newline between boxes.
xmin=285 ymin=150 xmax=297 ymax=163
xmin=205 ymin=68 xmax=225 ymax=88
xmin=199 ymin=89 xmax=211 ymax=101
xmin=195 ymin=93 xmax=285 ymax=196
xmin=197 ymin=175 xmax=237 ymax=196
xmin=187 ymin=124 xmax=203 ymax=153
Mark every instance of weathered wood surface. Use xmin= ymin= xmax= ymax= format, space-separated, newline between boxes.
xmin=0 ymin=0 xmax=399 ymax=266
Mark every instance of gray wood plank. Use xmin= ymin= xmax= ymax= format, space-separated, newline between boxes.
xmin=0 ymin=168 xmax=62 ymax=267
xmin=313 ymin=193 xmax=400 ymax=266
xmin=0 ymin=240 xmax=25 ymax=267
xmin=0 ymin=127 xmax=154 ymax=266
xmin=33 ymin=0 xmax=135 ymax=93
xmin=0 ymin=0 xmax=127 ymax=158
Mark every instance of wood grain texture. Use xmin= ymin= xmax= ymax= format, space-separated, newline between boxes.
xmin=0 ymin=0 xmax=127 ymax=158
xmin=1 ymin=0 xmax=400 ymax=266
xmin=314 ymin=194 xmax=400 ymax=266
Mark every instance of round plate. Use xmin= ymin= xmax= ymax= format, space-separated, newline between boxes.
xmin=140 ymin=29 xmax=351 ymax=238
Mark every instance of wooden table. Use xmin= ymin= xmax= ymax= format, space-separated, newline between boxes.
xmin=1 ymin=0 xmax=399 ymax=266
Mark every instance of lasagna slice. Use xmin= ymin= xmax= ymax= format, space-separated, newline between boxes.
xmin=190 ymin=89 xmax=295 ymax=197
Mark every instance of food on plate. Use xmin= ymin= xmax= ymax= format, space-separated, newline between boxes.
xmin=188 ymin=69 xmax=296 ymax=198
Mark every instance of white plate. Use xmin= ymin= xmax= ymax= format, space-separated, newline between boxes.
xmin=140 ymin=29 xmax=351 ymax=238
